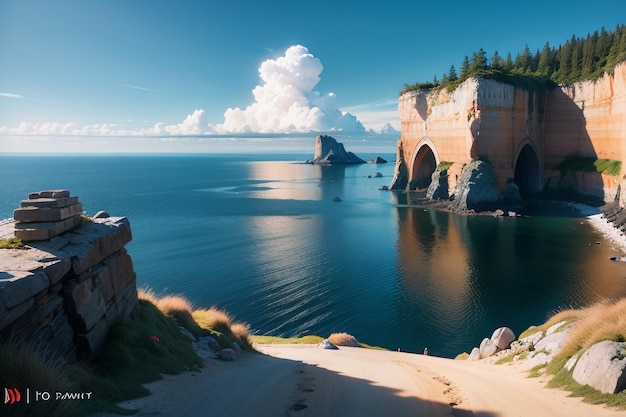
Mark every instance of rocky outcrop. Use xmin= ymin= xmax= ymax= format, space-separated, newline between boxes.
xmin=0 ymin=190 xmax=137 ymax=359
xmin=464 ymin=320 xmax=626 ymax=395
xmin=307 ymin=135 xmax=366 ymax=164
xmin=451 ymin=159 xmax=503 ymax=211
xmin=466 ymin=326 xmax=516 ymax=361
xmin=572 ymin=341 xmax=626 ymax=394
xmin=426 ymin=168 xmax=449 ymax=200
xmin=392 ymin=61 xmax=626 ymax=205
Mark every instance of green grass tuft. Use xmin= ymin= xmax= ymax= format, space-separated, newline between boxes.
xmin=548 ymin=368 xmax=626 ymax=409
xmin=82 ymin=300 xmax=203 ymax=412
xmin=0 ymin=237 xmax=25 ymax=249
xmin=0 ymin=339 xmax=81 ymax=417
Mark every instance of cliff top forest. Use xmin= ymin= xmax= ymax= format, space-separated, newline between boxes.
xmin=402 ymin=24 xmax=626 ymax=95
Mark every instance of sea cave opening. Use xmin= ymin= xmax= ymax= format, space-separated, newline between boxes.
xmin=410 ymin=145 xmax=437 ymax=190
xmin=514 ymin=144 xmax=542 ymax=196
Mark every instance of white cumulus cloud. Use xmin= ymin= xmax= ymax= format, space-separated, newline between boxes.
xmin=218 ymin=45 xmax=365 ymax=134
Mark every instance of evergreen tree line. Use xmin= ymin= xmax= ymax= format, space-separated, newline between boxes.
xmin=403 ymin=24 xmax=626 ymax=94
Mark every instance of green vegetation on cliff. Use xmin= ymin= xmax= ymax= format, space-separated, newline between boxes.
xmin=402 ymin=24 xmax=626 ymax=95
xmin=556 ymin=157 xmax=622 ymax=176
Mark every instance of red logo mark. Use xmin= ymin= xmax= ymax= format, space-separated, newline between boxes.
xmin=150 ymin=335 xmax=160 ymax=343
xmin=3 ymin=388 xmax=21 ymax=405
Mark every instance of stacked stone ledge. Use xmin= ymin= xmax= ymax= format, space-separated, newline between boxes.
xmin=0 ymin=190 xmax=137 ymax=359
xmin=13 ymin=190 xmax=84 ymax=242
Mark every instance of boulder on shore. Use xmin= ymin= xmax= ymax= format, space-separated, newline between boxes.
xmin=306 ymin=135 xmax=366 ymax=165
xmin=491 ymin=327 xmax=516 ymax=350
xmin=572 ymin=340 xmax=626 ymax=394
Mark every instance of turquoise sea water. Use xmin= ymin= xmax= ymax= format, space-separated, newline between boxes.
xmin=2 ymin=154 xmax=626 ymax=357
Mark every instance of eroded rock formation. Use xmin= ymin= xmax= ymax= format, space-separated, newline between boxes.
xmin=391 ymin=61 xmax=626 ymax=208
xmin=0 ymin=190 xmax=137 ymax=359
xmin=307 ymin=135 xmax=366 ymax=164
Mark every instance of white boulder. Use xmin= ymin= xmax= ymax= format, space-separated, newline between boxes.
xmin=572 ymin=341 xmax=626 ymax=394
xmin=491 ymin=327 xmax=516 ymax=350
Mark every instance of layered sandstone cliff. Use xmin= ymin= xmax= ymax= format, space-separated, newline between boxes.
xmin=0 ymin=191 xmax=137 ymax=359
xmin=392 ymin=61 xmax=626 ymax=206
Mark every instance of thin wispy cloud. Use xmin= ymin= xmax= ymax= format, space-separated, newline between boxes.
xmin=123 ymin=84 xmax=159 ymax=93
xmin=0 ymin=92 xmax=23 ymax=99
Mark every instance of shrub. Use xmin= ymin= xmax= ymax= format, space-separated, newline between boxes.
xmin=138 ymin=288 xmax=205 ymax=337
xmin=192 ymin=306 xmax=233 ymax=334
xmin=328 ymin=332 xmax=361 ymax=347
xmin=230 ymin=322 xmax=252 ymax=350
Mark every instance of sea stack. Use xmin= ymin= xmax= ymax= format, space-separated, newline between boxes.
xmin=306 ymin=135 xmax=366 ymax=165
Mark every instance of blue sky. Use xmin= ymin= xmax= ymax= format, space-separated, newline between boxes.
xmin=1 ymin=0 xmax=624 ymax=153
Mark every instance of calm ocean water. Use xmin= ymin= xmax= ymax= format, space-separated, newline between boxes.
xmin=2 ymin=154 xmax=626 ymax=357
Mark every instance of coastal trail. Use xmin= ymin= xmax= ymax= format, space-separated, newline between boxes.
xmin=106 ymin=344 xmax=624 ymax=417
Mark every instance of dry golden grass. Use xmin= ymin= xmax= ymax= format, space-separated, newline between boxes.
xmin=328 ymin=332 xmax=361 ymax=347
xmin=192 ymin=306 xmax=233 ymax=334
xmin=556 ymin=298 xmax=626 ymax=360
xmin=139 ymin=287 xmax=253 ymax=350
xmin=138 ymin=288 xmax=204 ymax=336
xmin=230 ymin=322 xmax=252 ymax=349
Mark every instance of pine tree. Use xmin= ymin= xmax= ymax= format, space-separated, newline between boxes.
xmin=595 ymin=27 xmax=611 ymax=73
xmin=448 ymin=65 xmax=458 ymax=81
xmin=536 ymin=42 xmax=553 ymax=75
xmin=570 ymin=37 xmax=583 ymax=81
xmin=460 ymin=55 xmax=470 ymax=77
xmin=471 ymin=48 xmax=488 ymax=70
xmin=514 ymin=45 xmax=532 ymax=73
xmin=503 ymin=52 xmax=514 ymax=72
xmin=490 ymin=51 xmax=504 ymax=70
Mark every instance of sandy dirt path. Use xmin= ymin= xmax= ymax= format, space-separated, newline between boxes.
xmin=104 ymin=344 xmax=624 ymax=417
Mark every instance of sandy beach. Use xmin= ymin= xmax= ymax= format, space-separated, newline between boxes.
xmin=102 ymin=344 xmax=624 ymax=417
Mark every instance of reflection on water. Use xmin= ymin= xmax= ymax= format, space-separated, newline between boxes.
xmin=6 ymin=156 xmax=625 ymax=358
xmin=394 ymin=203 xmax=626 ymax=356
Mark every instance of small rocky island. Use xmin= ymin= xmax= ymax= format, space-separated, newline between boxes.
xmin=306 ymin=135 xmax=366 ymax=165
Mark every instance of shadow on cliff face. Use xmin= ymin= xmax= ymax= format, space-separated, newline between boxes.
xmin=540 ymin=87 xmax=606 ymax=204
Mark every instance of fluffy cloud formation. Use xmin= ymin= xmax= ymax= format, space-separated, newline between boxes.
xmin=0 ymin=110 xmax=215 ymax=137
xmin=144 ymin=110 xmax=214 ymax=136
xmin=218 ymin=45 xmax=365 ymax=134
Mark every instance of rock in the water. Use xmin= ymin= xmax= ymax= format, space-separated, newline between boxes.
xmin=572 ymin=340 xmax=626 ymax=394
xmin=232 ymin=342 xmax=243 ymax=356
xmin=491 ymin=327 xmax=516 ymax=350
xmin=503 ymin=179 xmax=522 ymax=204
xmin=306 ymin=135 xmax=366 ymax=165
xmin=451 ymin=159 xmax=502 ymax=211
xmin=332 ymin=196 xmax=342 ymax=202
xmin=426 ymin=169 xmax=449 ymax=200
xmin=219 ymin=348 xmax=238 ymax=361
xmin=370 ymin=156 xmax=388 ymax=164
xmin=479 ymin=337 xmax=498 ymax=358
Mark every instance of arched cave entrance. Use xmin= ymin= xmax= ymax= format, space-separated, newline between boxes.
xmin=410 ymin=145 xmax=437 ymax=190
xmin=514 ymin=144 xmax=542 ymax=195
